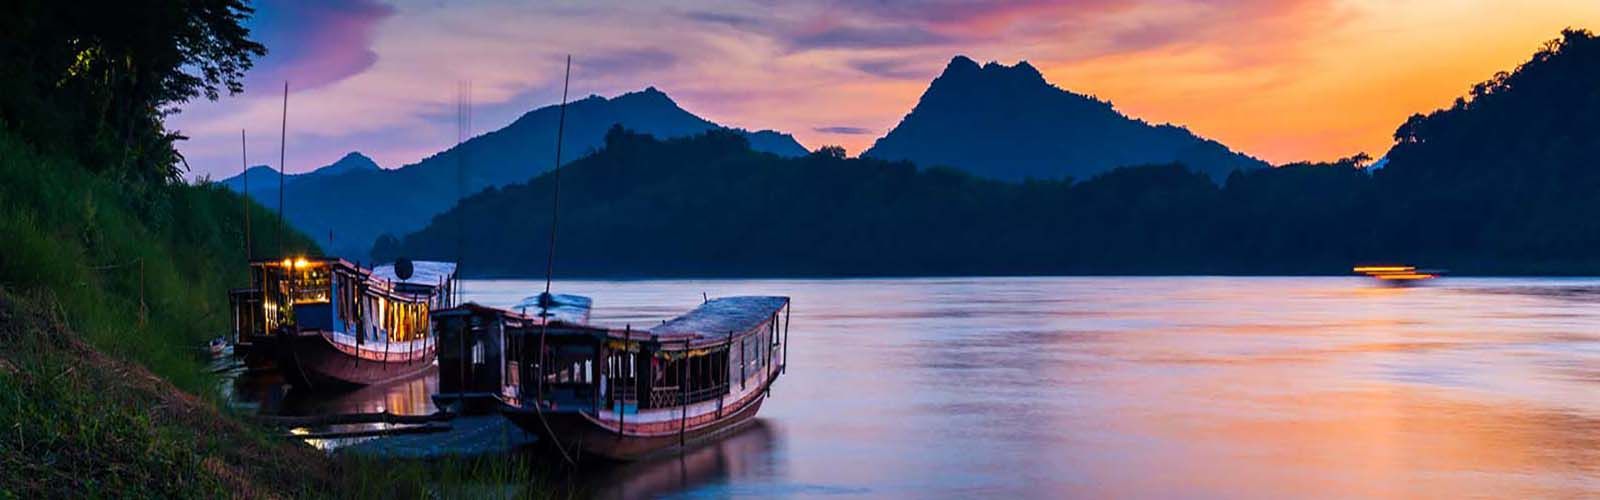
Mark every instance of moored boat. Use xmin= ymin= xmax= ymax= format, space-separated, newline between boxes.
xmin=433 ymin=294 xmax=791 ymax=461
xmin=230 ymin=256 xmax=457 ymax=390
xmin=511 ymin=295 xmax=789 ymax=461
xmin=430 ymin=293 xmax=592 ymax=414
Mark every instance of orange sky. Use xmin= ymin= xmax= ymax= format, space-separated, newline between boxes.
xmin=174 ymin=0 xmax=1600 ymax=177
xmin=1021 ymin=0 xmax=1600 ymax=164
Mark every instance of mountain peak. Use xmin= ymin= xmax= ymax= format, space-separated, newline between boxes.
xmin=1008 ymin=60 xmax=1044 ymax=80
xmin=616 ymin=86 xmax=677 ymax=107
xmin=336 ymin=151 xmax=378 ymax=167
xmin=864 ymin=55 xmax=1266 ymax=182
xmin=943 ymin=55 xmax=981 ymax=75
xmin=931 ymin=57 xmax=1050 ymax=93
xmin=313 ymin=151 xmax=381 ymax=176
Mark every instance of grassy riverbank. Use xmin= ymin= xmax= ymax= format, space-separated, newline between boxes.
xmin=0 ymin=129 xmax=577 ymax=497
xmin=0 ymin=128 xmax=316 ymax=390
xmin=0 ymin=127 xmax=328 ymax=496
xmin=0 ymin=289 xmax=332 ymax=496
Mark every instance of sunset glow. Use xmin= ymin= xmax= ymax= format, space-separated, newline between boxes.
xmin=172 ymin=0 xmax=1600 ymax=179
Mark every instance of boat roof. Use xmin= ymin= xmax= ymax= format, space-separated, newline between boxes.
xmin=251 ymin=256 xmax=359 ymax=268
xmin=371 ymin=261 xmax=457 ymax=286
xmin=432 ymin=295 xmax=789 ymax=347
xmin=435 ymin=293 xmax=594 ymax=327
xmin=512 ymin=293 xmax=593 ymax=325
xmin=649 ymin=296 xmax=789 ymax=341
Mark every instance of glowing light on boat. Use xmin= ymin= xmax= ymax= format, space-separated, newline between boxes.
xmin=293 ymin=257 xmax=310 ymax=269
xmin=1353 ymin=264 xmax=1439 ymax=284
xmin=1352 ymin=266 xmax=1415 ymax=273
xmin=1373 ymin=272 xmax=1435 ymax=281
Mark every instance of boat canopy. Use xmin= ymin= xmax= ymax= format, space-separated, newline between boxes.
xmin=372 ymin=261 xmax=458 ymax=287
xmin=649 ymin=296 xmax=789 ymax=342
xmin=513 ymin=293 xmax=593 ymax=325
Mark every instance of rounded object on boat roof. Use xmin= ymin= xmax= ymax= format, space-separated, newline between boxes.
xmin=394 ymin=258 xmax=414 ymax=280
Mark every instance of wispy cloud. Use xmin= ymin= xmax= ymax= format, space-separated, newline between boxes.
xmin=788 ymin=25 xmax=954 ymax=50
xmin=171 ymin=0 xmax=1600 ymax=180
xmin=848 ymin=58 xmax=940 ymax=80
xmin=814 ymin=126 xmax=875 ymax=135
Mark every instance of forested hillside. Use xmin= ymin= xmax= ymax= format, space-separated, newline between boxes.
xmin=381 ymin=30 xmax=1600 ymax=277
xmin=222 ymin=87 xmax=808 ymax=259
xmin=376 ymin=126 xmax=1391 ymax=276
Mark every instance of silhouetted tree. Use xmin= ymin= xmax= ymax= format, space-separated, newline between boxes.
xmin=814 ymin=145 xmax=847 ymax=159
xmin=0 ymin=0 xmax=265 ymax=184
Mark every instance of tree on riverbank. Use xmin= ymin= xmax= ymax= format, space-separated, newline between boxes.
xmin=0 ymin=0 xmax=264 ymax=185
xmin=0 ymin=3 xmax=331 ymax=496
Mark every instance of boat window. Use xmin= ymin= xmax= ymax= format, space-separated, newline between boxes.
xmin=544 ymin=345 xmax=595 ymax=385
xmin=289 ymin=264 xmax=330 ymax=305
xmin=646 ymin=347 xmax=731 ymax=409
xmin=605 ymin=346 xmax=640 ymax=408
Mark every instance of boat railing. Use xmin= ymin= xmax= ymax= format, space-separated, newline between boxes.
xmin=647 ymin=383 xmax=728 ymax=409
xmin=611 ymin=385 xmax=639 ymax=403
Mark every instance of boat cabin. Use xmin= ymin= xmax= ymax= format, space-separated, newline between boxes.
xmin=432 ymin=293 xmax=594 ymax=413
xmin=433 ymin=294 xmax=792 ymax=459
xmin=519 ymin=296 xmax=790 ymax=459
xmin=230 ymin=257 xmax=457 ymax=350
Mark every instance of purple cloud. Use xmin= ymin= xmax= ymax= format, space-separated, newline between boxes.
xmin=815 ymin=126 xmax=875 ymax=135
xmin=788 ymin=25 xmax=954 ymax=50
xmin=849 ymin=58 xmax=938 ymax=80
xmin=244 ymin=0 xmax=394 ymax=93
xmin=683 ymin=10 xmax=767 ymax=30
xmin=576 ymin=48 xmax=680 ymax=75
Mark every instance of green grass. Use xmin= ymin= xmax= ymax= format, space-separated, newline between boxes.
xmin=0 ymin=289 xmax=330 ymax=497
xmin=0 ymin=127 xmax=316 ymax=392
xmin=0 ymin=127 xmax=329 ymax=496
xmin=332 ymin=454 xmax=578 ymax=499
xmin=0 ymin=128 xmax=577 ymax=497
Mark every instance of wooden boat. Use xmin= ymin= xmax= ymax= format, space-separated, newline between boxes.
xmin=431 ymin=293 xmax=592 ymax=414
xmin=229 ymin=256 xmax=457 ymax=390
xmin=432 ymin=295 xmax=791 ymax=461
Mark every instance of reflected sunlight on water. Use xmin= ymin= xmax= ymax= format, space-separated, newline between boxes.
xmin=237 ymin=277 xmax=1600 ymax=497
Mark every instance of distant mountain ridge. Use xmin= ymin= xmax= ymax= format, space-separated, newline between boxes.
xmin=219 ymin=151 xmax=380 ymax=193
xmin=863 ymin=56 xmax=1266 ymax=182
xmin=217 ymin=88 xmax=808 ymax=259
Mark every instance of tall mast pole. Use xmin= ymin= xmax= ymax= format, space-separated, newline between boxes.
xmin=529 ymin=55 xmax=577 ymax=467
xmin=542 ymin=56 xmax=571 ymax=297
xmin=241 ymin=129 xmax=251 ymax=262
xmin=278 ymin=81 xmax=288 ymax=258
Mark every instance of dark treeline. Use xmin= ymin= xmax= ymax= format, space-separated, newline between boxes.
xmin=376 ymin=127 xmax=1376 ymax=277
xmin=378 ymin=29 xmax=1600 ymax=277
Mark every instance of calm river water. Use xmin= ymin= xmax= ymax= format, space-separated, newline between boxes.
xmin=232 ymin=277 xmax=1600 ymax=497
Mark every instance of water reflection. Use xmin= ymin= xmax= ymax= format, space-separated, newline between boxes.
xmin=583 ymin=420 xmax=781 ymax=499
xmin=228 ymin=365 xmax=438 ymax=417
xmin=227 ymin=277 xmax=1600 ymax=497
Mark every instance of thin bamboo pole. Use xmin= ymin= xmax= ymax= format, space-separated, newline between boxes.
xmin=679 ymin=338 xmax=688 ymax=450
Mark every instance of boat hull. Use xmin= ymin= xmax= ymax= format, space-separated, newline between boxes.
xmin=234 ymin=335 xmax=281 ymax=370
xmin=276 ymin=330 xmax=434 ymax=391
xmin=501 ymin=390 xmax=768 ymax=462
